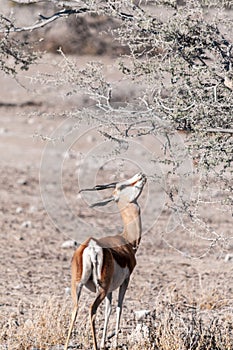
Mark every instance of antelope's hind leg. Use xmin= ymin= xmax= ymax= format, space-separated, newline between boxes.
xmin=64 ymin=282 xmax=83 ymax=350
xmin=100 ymin=292 xmax=112 ymax=349
xmin=90 ymin=248 xmax=114 ymax=350
xmin=90 ymin=288 xmax=108 ymax=350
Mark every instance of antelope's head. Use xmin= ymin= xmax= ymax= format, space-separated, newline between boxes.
xmin=113 ymin=173 xmax=146 ymax=203
xmin=80 ymin=173 xmax=147 ymax=207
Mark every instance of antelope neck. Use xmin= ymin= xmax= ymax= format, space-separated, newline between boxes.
xmin=117 ymin=200 xmax=142 ymax=251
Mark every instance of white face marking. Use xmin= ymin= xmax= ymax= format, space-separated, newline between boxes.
xmin=114 ymin=173 xmax=146 ymax=203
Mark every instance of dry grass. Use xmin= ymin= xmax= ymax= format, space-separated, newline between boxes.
xmin=1 ymin=292 xmax=232 ymax=350
xmin=152 ymin=311 xmax=233 ymax=350
xmin=129 ymin=304 xmax=233 ymax=350
xmin=0 ymin=297 xmax=71 ymax=350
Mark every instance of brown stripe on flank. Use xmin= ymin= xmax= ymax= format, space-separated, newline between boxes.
xmin=99 ymin=235 xmax=136 ymax=273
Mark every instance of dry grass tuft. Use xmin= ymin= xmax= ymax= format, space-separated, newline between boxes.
xmin=128 ymin=308 xmax=233 ymax=350
xmin=0 ymin=297 xmax=71 ymax=350
xmin=1 ymin=293 xmax=232 ymax=349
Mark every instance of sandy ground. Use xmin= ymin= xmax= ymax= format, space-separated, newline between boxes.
xmin=0 ymin=53 xmax=233 ymax=349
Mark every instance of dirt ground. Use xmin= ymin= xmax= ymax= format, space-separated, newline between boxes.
xmin=0 ymin=53 xmax=233 ymax=349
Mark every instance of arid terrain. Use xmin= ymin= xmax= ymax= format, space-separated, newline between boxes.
xmin=0 ymin=27 xmax=233 ymax=350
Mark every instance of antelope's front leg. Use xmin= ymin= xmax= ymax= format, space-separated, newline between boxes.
xmin=114 ymin=278 xmax=130 ymax=348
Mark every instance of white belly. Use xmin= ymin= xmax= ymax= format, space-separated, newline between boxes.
xmin=109 ymin=261 xmax=130 ymax=292
xmin=84 ymin=261 xmax=130 ymax=294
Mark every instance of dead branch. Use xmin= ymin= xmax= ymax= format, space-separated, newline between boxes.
xmin=10 ymin=0 xmax=80 ymax=4
xmin=0 ymin=8 xmax=89 ymax=33
xmin=206 ymin=128 xmax=233 ymax=134
xmin=10 ymin=0 xmax=42 ymax=3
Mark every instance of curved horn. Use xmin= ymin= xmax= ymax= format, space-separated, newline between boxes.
xmin=90 ymin=197 xmax=115 ymax=208
xmin=79 ymin=182 xmax=117 ymax=193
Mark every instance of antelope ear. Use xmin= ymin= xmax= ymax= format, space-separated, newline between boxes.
xmin=90 ymin=197 xmax=115 ymax=208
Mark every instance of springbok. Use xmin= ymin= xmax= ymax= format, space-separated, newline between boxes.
xmin=64 ymin=172 xmax=147 ymax=350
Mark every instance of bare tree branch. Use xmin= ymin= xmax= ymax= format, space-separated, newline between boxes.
xmin=206 ymin=128 xmax=233 ymax=134
xmin=10 ymin=0 xmax=42 ymax=3
xmin=0 ymin=8 xmax=89 ymax=33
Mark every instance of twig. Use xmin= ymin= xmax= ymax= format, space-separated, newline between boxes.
xmin=206 ymin=128 xmax=233 ymax=134
xmin=10 ymin=0 xmax=42 ymax=3
xmin=0 ymin=8 xmax=89 ymax=33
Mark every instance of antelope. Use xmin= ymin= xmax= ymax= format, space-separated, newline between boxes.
xmin=64 ymin=172 xmax=147 ymax=350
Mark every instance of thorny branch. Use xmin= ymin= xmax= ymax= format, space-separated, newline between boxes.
xmin=0 ymin=0 xmax=232 ymax=249
xmin=0 ymin=0 xmax=139 ymax=33
xmin=0 ymin=8 xmax=89 ymax=33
